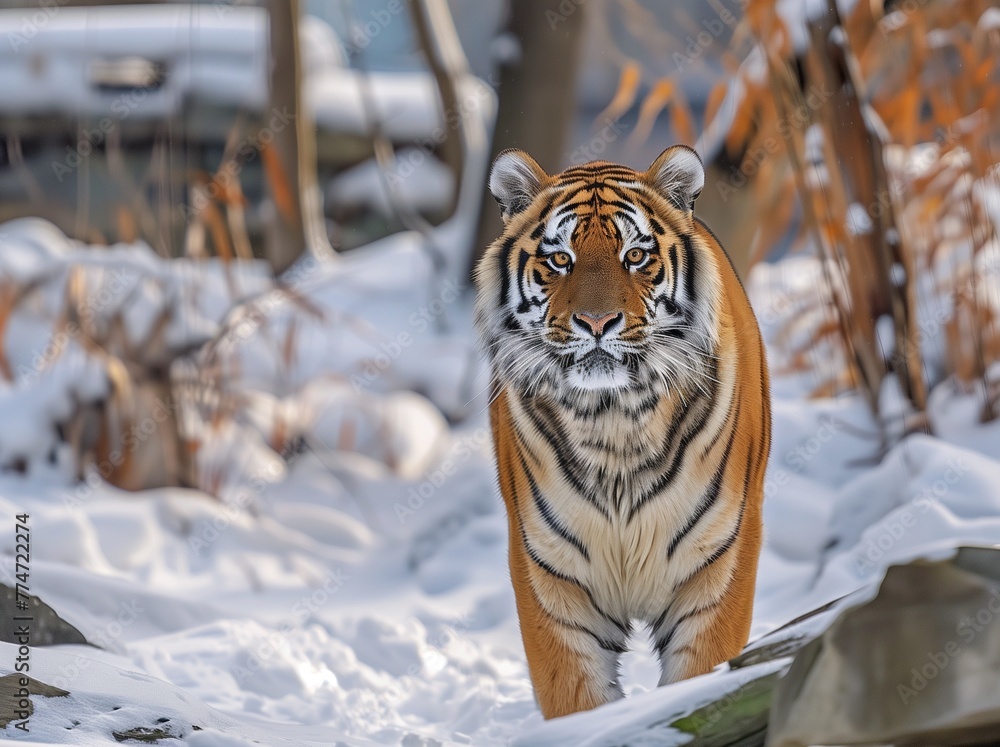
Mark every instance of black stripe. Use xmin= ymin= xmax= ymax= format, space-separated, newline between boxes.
xmin=552 ymin=615 xmax=627 ymax=654
xmin=674 ymin=496 xmax=747 ymax=592
xmin=668 ymin=243 xmax=679 ymax=300
xmin=701 ymin=498 xmax=746 ymax=569
xmin=743 ymin=431 xmax=757 ymax=496
xmin=651 ymin=600 xmax=675 ymax=635
xmin=602 ymin=199 xmax=638 ymax=212
xmin=578 ymin=436 xmax=628 ymax=455
xmin=667 ymin=401 xmax=741 ymax=558
xmin=519 ymin=454 xmax=590 ymax=561
xmin=700 ymin=391 xmax=735 ymax=459
xmin=682 ymin=233 xmax=697 ymax=305
xmin=559 ymin=166 xmax=636 ymax=179
xmin=556 ymin=206 xmax=583 ymax=223
xmin=556 ymin=391 xmax=619 ymax=419
xmin=510 ymin=417 xmax=540 ymax=466
xmin=556 ymin=180 xmax=638 ymax=208
xmin=627 ymin=358 xmax=721 ymax=521
xmin=521 ymin=525 xmax=630 ymax=636
xmin=656 ymin=293 xmax=680 ymax=316
xmin=522 ymin=400 xmax=610 ymax=520
xmin=515 ymin=250 xmax=532 ymax=313
xmin=605 ymin=214 xmax=622 ymax=241
xmin=599 ymin=182 xmax=647 ymax=204
xmin=627 ymin=399 xmax=717 ymax=522
xmin=554 ymin=196 xmax=593 ymax=212
xmin=614 ymin=211 xmax=656 ymax=244
xmin=634 ymin=196 xmax=660 ymax=218
xmin=654 ymin=601 xmax=720 ymax=655
xmin=522 ymin=525 xmax=571 ymax=581
xmin=655 ymin=623 xmax=679 ymax=655
xmin=497 ymin=236 xmax=515 ymax=308
xmin=627 ymin=391 xmax=662 ymax=417
xmin=502 ymin=444 xmax=520 ymax=511
xmin=631 ymin=380 xmax=708 ymax=475
xmin=758 ymin=350 xmax=771 ymax=452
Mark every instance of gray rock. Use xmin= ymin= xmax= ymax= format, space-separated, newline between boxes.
xmin=0 ymin=583 xmax=90 ymax=647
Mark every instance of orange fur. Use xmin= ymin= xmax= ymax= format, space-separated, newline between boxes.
xmin=476 ymin=147 xmax=771 ymax=719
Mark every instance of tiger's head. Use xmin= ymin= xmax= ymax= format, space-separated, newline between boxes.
xmin=475 ymin=146 xmax=723 ymax=400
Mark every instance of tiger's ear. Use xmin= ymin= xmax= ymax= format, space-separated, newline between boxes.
xmin=489 ymin=149 xmax=548 ymax=222
xmin=645 ymin=145 xmax=705 ymax=214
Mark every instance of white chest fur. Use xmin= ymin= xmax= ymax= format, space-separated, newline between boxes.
xmin=508 ymin=383 xmax=736 ymax=624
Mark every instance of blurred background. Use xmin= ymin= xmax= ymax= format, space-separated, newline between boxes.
xmin=1 ymin=1 xmax=1000 ymax=745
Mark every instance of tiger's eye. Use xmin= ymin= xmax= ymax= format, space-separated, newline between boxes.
xmin=549 ymin=252 xmax=571 ymax=268
xmin=625 ymin=248 xmax=647 ymax=265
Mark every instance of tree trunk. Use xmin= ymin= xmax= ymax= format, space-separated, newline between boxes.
xmin=469 ymin=0 xmax=586 ymax=275
xmin=266 ymin=0 xmax=333 ymax=274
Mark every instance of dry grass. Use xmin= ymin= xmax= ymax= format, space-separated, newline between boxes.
xmin=599 ymin=0 xmax=1000 ymax=437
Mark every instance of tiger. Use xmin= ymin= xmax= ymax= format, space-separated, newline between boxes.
xmin=473 ymin=145 xmax=771 ymax=719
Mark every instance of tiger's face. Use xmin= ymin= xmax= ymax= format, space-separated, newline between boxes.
xmin=475 ymin=146 xmax=721 ymax=398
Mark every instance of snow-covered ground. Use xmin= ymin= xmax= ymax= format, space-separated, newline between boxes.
xmin=1 ymin=220 xmax=1000 ymax=745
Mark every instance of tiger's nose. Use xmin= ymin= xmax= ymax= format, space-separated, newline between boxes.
xmin=572 ymin=311 xmax=623 ymax=338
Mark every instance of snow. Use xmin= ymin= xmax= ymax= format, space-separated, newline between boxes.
xmin=0 ymin=5 xmax=269 ymax=117
xmin=298 ymin=15 xmax=348 ymax=76
xmin=846 ymin=201 xmax=872 ymax=236
xmin=2 ymin=216 xmax=1000 ymax=745
xmin=775 ymin=0 xmax=826 ymax=53
xmin=979 ymin=7 xmax=1000 ymax=31
xmin=326 ymin=149 xmax=455 ymax=217
xmin=0 ymin=4 xmax=493 ymax=152
xmin=774 ymin=0 xmax=861 ymax=52
xmin=309 ymin=70 xmax=495 ymax=142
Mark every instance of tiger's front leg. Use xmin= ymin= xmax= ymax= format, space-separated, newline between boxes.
xmin=507 ymin=522 xmax=626 ymax=718
xmin=651 ymin=513 xmax=762 ymax=686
